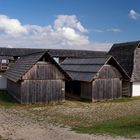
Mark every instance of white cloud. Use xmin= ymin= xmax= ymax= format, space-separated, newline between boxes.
xmin=54 ymin=15 xmax=87 ymax=33
xmin=0 ymin=15 xmax=27 ymax=36
xmin=129 ymin=9 xmax=140 ymax=20
xmin=0 ymin=14 xmax=111 ymax=51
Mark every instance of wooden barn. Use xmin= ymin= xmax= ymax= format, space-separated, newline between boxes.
xmin=108 ymin=41 xmax=140 ymax=96
xmin=61 ymin=56 xmax=130 ymax=101
xmin=5 ymin=51 xmax=70 ymax=104
xmin=0 ymin=47 xmax=107 ymax=90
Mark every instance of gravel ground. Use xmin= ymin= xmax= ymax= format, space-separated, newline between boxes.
xmin=0 ymin=102 xmax=139 ymax=140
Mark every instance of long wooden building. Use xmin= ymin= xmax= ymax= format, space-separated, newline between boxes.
xmin=5 ymin=51 xmax=70 ymax=104
xmin=0 ymin=48 xmax=107 ymax=90
xmin=61 ymin=56 xmax=130 ymax=101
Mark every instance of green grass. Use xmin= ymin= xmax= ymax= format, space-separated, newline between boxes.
xmin=107 ymin=96 xmax=140 ymax=103
xmin=72 ymin=115 xmax=140 ymax=137
xmin=94 ymin=96 xmax=140 ymax=104
xmin=0 ymin=90 xmax=18 ymax=107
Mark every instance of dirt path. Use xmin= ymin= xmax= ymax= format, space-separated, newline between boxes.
xmin=0 ymin=108 xmax=138 ymax=140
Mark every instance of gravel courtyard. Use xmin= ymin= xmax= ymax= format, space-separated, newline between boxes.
xmin=0 ymin=96 xmax=140 ymax=140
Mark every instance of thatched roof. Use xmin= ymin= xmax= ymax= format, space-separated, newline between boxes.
xmin=108 ymin=41 xmax=140 ymax=76
xmin=5 ymin=51 xmax=71 ymax=82
xmin=61 ymin=56 xmax=129 ymax=82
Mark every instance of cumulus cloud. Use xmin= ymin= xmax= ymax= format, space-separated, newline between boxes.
xmin=0 ymin=15 xmax=27 ymax=36
xmin=129 ymin=9 xmax=140 ymax=20
xmin=0 ymin=14 xmax=111 ymax=51
xmin=54 ymin=15 xmax=87 ymax=33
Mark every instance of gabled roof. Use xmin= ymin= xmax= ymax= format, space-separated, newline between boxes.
xmin=61 ymin=56 xmax=129 ymax=82
xmin=5 ymin=51 xmax=71 ymax=82
xmin=0 ymin=47 xmax=107 ymax=58
xmin=0 ymin=48 xmax=45 ymax=56
xmin=47 ymin=49 xmax=107 ymax=57
xmin=108 ymin=41 xmax=140 ymax=76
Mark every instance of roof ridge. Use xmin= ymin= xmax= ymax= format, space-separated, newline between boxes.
xmin=113 ymin=40 xmax=140 ymax=47
xmin=19 ymin=50 xmax=46 ymax=57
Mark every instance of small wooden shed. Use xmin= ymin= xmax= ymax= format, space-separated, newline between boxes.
xmin=5 ymin=51 xmax=70 ymax=104
xmin=61 ymin=56 xmax=130 ymax=101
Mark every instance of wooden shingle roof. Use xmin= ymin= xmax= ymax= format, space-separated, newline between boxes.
xmin=5 ymin=52 xmax=45 ymax=82
xmin=108 ymin=41 xmax=140 ymax=76
xmin=0 ymin=47 xmax=107 ymax=57
xmin=0 ymin=48 xmax=45 ymax=56
xmin=0 ymin=56 xmax=14 ymax=61
xmin=47 ymin=49 xmax=107 ymax=57
xmin=61 ymin=56 xmax=129 ymax=82
xmin=5 ymin=51 xmax=71 ymax=82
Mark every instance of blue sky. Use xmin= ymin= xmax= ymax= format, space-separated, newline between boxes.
xmin=0 ymin=0 xmax=139 ymax=50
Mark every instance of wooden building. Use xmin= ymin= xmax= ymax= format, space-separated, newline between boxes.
xmin=0 ymin=47 xmax=106 ymax=90
xmin=61 ymin=56 xmax=130 ymax=101
xmin=0 ymin=47 xmax=107 ymax=64
xmin=108 ymin=41 xmax=140 ymax=96
xmin=5 ymin=51 xmax=70 ymax=104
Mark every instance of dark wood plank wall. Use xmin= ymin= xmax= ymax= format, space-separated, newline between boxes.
xmin=92 ymin=79 xmax=122 ymax=101
xmin=7 ymin=61 xmax=65 ymax=104
xmin=132 ymin=47 xmax=140 ymax=82
xmin=81 ymin=82 xmax=92 ymax=100
xmin=7 ymin=79 xmax=21 ymax=102
xmin=92 ymin=64 xmax=122 ymax=101
xmin=21 ymin=80 xmax=65 ymax=103
xmin=96 ymin=64 xmax=122 ymax=79
xmin=122 ymin=81 xmax=131 ymax=96
xmin=20 ymin=61 xmax=65 ymax=103
xmin=23 ymin=62 xmax=64 ymax=80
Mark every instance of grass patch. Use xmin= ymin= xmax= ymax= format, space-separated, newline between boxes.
xmin=110 ymin=97 xmax=133 ymax=103
xmin=73 ymin=115 xmax=140 ymax=137
xmin=0 ymin=90 xmax=18 ymax=107
xmin=98 ymin=96 xmax=140 ymax=103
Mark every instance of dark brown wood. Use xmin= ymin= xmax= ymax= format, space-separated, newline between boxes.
xmin=22 ymin=62 xmax=64 ymax=80
xmin=92 ymin=78 xmax=122 ymax=101
xmin=66 ymin=64 xmax=124 ymax=101
xmin=20 ymin=80 xmax=65 ymax=103
xmin=122 ymin=81 xmax=131 ymax=96
xmin=131 ymin=48 xmax=140 ymax=81
xmin=96 ymin=65 xmax=122 ymax=79
xmin=81 ymin=82 xmax=92 ymax=100
xmin=79 ymin=65 xmax=123 ymax=101
xmin=7 ymin=79 xmax=21 ymax=102
xmin=7 ymin=58 xmax=66 ymax=104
